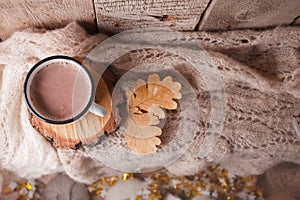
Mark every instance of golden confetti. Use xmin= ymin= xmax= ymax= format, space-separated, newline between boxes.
xmin=95 ymin=189 xmax=102 ymax=195
xmin=256 ymin=188 xmax=263 ymax=197
xmin=109 ymin=176 xmax=119 ymax=186
xmin=191 ymin=187 xmax=200 ymax=196
xmin=6 ymin=180 xmax=42 ymax=200
xmin=10 ymin=165 xmax=264 ymax=200
xmin=135 ymin=195 xmax=143 ymax=200
xmin=122 ymin=173 xmax=129 ymax=181
xmin=25 ymin=183 xmax=33 ymax=190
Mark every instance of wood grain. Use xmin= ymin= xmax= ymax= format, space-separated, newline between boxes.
xmin=199 ymin=0 xmax=300 ymax=31
xmin=31 ymin=77 xmax=115 ymax=149
xmin=0 ymin=0 xmax=298 ymax=39
xmin=292 ymin=16 xmax=300 ymax=25
xmin=94 ymin=0 xmax=210 ymax=33
xmin=0 ymin=0 xmax=95 ymax=40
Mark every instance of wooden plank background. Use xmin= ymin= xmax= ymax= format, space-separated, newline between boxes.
xmin=94 ymin=0 xmax=210 ymax=34
xmin=199 ymin=0 xmax=300 ymax=30
xmin=0 ymin=0 xmax=299 ymax=40
xmin=0 ymin=0 xmax=95 ymax=40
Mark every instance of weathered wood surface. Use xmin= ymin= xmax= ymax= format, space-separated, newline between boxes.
xmin=0 ymin=0 xmax=299 ymax=40
xmin=199 ymin=0 xmax=300 ymax=30
xmin=294 ymin=16 xmax=300 ymax=25
xmin=0 ymin=0 xmax=95 ymax=40
xmin=94 ymin=0 xmax=210 ymax=33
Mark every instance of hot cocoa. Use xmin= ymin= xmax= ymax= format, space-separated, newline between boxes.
xmin=29 ymin=61 xmax=91 ymax=121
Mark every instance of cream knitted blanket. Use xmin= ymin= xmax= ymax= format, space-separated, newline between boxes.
xmin=0 ymin=22 xmax=299 ymax=184
xmin=0 ymin=23 xmax=114 ymax=181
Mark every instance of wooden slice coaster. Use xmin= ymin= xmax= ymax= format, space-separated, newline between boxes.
xmin=30 ymin=58 xmax=117 ymax=149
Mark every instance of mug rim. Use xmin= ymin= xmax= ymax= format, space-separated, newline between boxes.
xmin=24 ymin=55 xmax=95 ymax=125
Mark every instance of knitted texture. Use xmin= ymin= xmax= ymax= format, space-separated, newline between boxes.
xmin=167 ymin=27 xmax=300 ymax=175
xmin=88 ymin=26 xmax=300 ymax=177
xmin=0 ymin=22 xmax=109 ymax=180
xmin=0 ymin=23 xmax=299 ymax=183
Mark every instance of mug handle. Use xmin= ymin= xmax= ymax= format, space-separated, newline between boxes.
xmin=89 ymin=102 xmax=107 ymax=117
